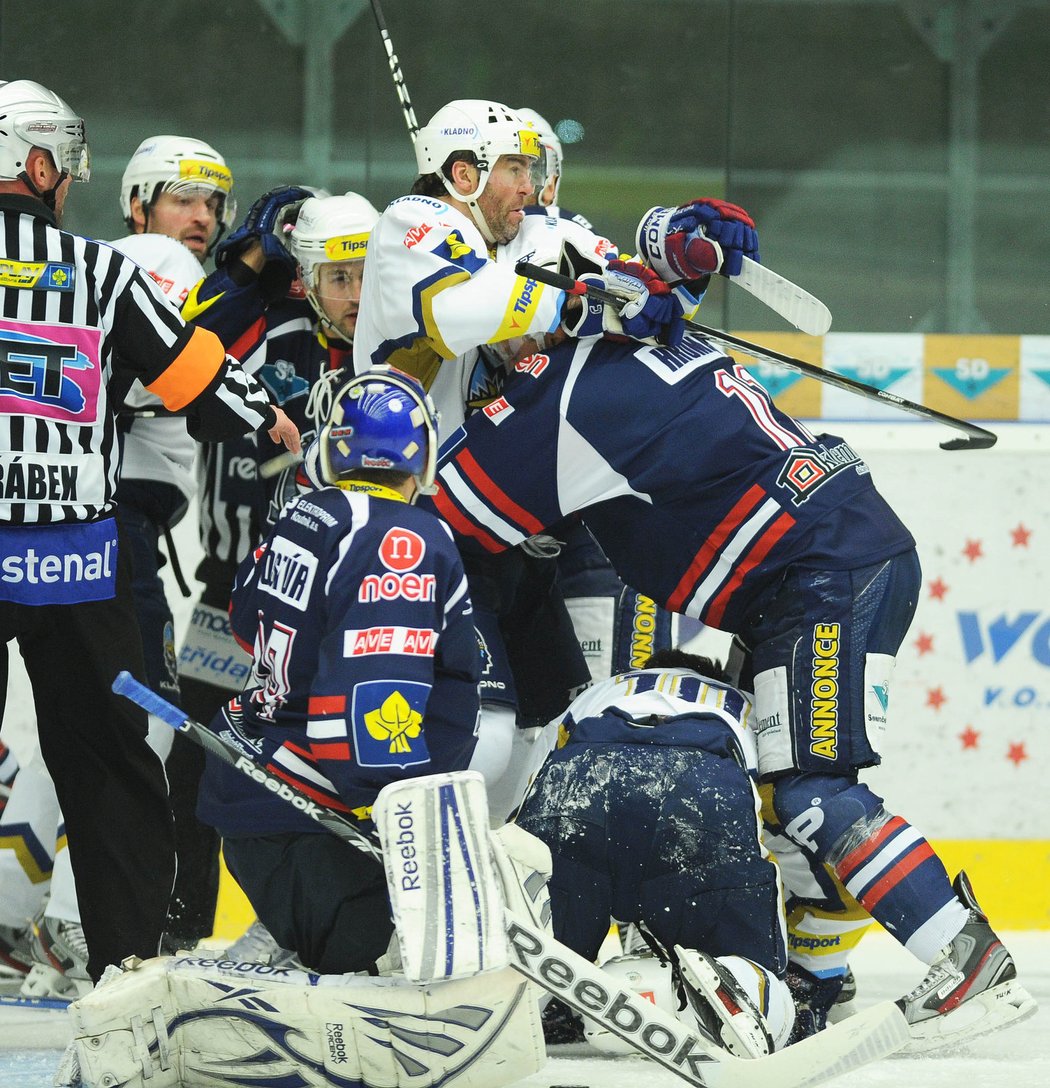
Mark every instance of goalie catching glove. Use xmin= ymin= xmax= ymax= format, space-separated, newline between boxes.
xmin=561 ymin=258 xmax=690 ymax=346
xmin=637 ymin=198 xmax=759 ymax=281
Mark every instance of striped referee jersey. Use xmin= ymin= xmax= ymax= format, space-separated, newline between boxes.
xmin=0 ymin=193 xmax=276 ymax=528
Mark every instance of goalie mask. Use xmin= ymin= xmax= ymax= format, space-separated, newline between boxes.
xmin=0 ymin=80 xmax=90 ymax=207
xmin=415 ymin=99 xmax=540 ymax=244
xmin=119 ymin=134 xmax=236 ymax=252
xmin=516 ymin=107 xmax=563 ymax=207
xmin=289 ymin=192 xmax=380 ymax=343
xmin=320 ymin=367 xmax=440 ymax=498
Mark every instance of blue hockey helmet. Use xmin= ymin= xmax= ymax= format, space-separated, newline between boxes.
xmin=319 ymin=366 xmax=440 ymax=496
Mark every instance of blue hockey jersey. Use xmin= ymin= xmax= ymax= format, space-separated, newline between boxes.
xmin=197 ymin=485 xmax=480 ymax=836
xmin=431 ymin=335 xmax=915 ymax=634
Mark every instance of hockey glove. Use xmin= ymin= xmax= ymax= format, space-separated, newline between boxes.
xmin=561 ymin=259 xmax=687 ymax=347
xmin=636 ymin=198 xmax=760 ymax=281
xmin=214 ymin=185 xmax=313 ymax=270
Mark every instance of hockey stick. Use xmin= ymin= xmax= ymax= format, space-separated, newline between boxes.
xmin=367 ymin=0 xmax=420 ymax=144
xmin=110 ymin=671 xmax=381 ymax=860
xmin=517 ymin=261 xmax=997 ymax=451
xmin=0 ymin=993 xmax=73 ymax=1010
xmin=734 ymin=255 xmax=832 ymax=336
xmin=112 ymin=671 xmax=909 ymax=1088
xmin=368 ymin=0 xmax=830 ymax=338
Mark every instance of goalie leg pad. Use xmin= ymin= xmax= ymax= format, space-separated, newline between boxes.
xmin=489 ymin=822 xmax=553 ymax=935
xmin=373 ymin=771 xmax=508 ymax=983
xmin=68 ymin=955 xmax=546 ymax=1088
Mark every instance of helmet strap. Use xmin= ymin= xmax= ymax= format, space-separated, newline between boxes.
xmin=464 ymin=194 xmax=496 ymax=246
xmin=18 ymin=168 xmax=68 ymax=213
xmin=441 ymin=165 xmax=496 ymax=245
xmin=307 ymin=291 xmax=353 ymax=345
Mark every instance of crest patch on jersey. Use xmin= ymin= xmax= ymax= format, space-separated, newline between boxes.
xmin=0 ymin=259 xmax=75 ymax=292
xmin=351 ymin=680 xmax=432 ymax=768
xmin=379 ymin=527 xmax=425 ymax=572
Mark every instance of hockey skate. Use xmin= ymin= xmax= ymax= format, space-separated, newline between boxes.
xmin=541 ymin=996 xmax=586 ymax=1044
xmin=674 ymin=945 xmax=775 ymax=1058
xmin=829 ymin=965 xmax=857 ymax=1022
xmin=896 ymin=871 xmax=1037 ymax=1053
xmin=785 ymin=962 xmax=846 ymax=1042
xmin=20 ymin=911 xmax=92 ymax=1002
xmin=223 ymin=918 xmax=305 ymax=970
xmin=0 ymin=921 xmax=33 ymax=989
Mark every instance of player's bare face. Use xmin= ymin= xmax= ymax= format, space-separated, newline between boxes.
xmin=140 ymin=190 xmax=221 ymax=257
xmin=316 ymin=260 xmax=365 ymax=342
xmin=477 ymin=155 xmax=535 ymax=244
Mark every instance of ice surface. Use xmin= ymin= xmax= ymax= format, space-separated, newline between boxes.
xmin=1 ymin=929 xmax=1047 ymax=1088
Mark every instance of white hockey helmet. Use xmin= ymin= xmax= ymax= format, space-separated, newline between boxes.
xmin=580 ymin=953 xmax=678 ymax=1055
xmin=0 ymin=79 xmax=90 ymax=185
xmin=119 ymin=134 xmax=236 ymax=244
xmin=516 ymin=107 xmax=563 ymax=207
xmin=289 ymin=192 xmax=380 ymax=340
xmin=415 ymin=99 xmax=540 ymax=242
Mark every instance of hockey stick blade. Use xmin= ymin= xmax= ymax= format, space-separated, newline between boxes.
xmin=734 ymin=256 xmax=832 ymax=336
xmin=503 ymin=912 xmax=908 ymax=1088
xmin=111 ymin=673 xmax=909 ymax=1087
xmin=518 ymin=261 xmax=997 ymax=452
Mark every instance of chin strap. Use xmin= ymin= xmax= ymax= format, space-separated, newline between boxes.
xmin=442 ymin=172 xmax=495 ymax=246
xmin=18 ymin=168 xmax=68 ymax=212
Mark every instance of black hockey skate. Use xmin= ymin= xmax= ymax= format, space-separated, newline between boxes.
xmin=895 ymin=871 xmax=1037 ymax=1053
xmin=0 ymin=921 xmax=32 ymax=988
xmin=541 ymin=996 xmax=586 ymax=1044
xmin=785 ymin=962 xmax=846 ymax=1043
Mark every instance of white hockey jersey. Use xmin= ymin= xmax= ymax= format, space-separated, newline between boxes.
xmin=107 ymin=233 xmax=205 ymax=503
xmin=353 ymin=194 xmax=615 ymax=437
xmin=556 ymin=668 xmax=759 ymax=773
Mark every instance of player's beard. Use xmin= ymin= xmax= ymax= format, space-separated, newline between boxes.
xmin=478 ymin=191 xmax=523 ymax=246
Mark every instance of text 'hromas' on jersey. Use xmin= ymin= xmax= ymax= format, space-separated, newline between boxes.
xmin=430 ymin=334 xmax=914 ymax=634
xmin=197 ymin=486 xmax=480 ymax=837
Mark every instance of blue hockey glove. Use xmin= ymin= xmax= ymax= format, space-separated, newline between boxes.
xmin=562 ymin=259 xmax=687 ymax=346
xmin=214 ymin=185 xmax=313 ymax=269
xmin=636 ymin=198 xmax=760 ymax=281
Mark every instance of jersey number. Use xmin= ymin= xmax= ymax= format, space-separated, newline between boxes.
xmin=249 ymin=618 xmax=297 ymax=720
xmin=715 ymin=364 xmax=814 ymax=450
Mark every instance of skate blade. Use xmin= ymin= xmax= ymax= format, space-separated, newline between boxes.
xmin=675 ymin=946 xmax=770 ymax=1059
xmin=828 ymin=998 xmax=858 ymax=1025
xmin=900 ymin=979 xmax=1038 ymax=1055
